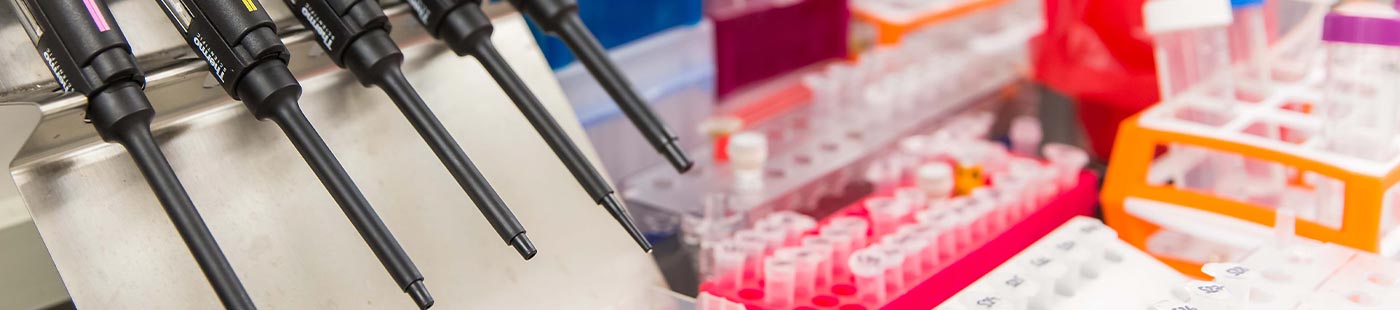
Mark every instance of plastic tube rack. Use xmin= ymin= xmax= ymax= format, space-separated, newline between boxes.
xmin=1145 ymin=238 xmax=1400 ymax=309
xmin=851 ymin=0 xmax=1045 ymax=50
xmin=938 ymin=217 xmax=1188 ymax=310
xmin=1100 ymin=0 xmax=1400 ymax=276
xmin=696 ymin=141 xmax=1099 ymax=310
xmin=621 ymin=5 xmax=1043 ymax=236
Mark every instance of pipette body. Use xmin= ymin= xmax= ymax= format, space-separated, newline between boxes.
xmin=506 ymin=0 xmax=694 ymax=173
xmin=280 ymin=0 xmax=536 ymax=259
xmin=152 ymin=0 xmax=432 ymax=307
xmin=14 ymin=0 xmax=255 ymax=308
xmin=403 ymin=0 xmax=652 ymax=251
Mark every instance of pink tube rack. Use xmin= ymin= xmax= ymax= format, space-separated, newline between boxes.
xmin=699 ymin=168 xmax=1100 ymax=310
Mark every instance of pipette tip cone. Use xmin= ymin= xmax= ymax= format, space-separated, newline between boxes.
xmin=510 ymin=233 xmax=538 ymax=260
xmin=661 ymin=139 xmax=694 ymax=173
xmin=406 ymin=280 xmax=434 ymax=309
xmin=600 ymin=194 xmax=653 ymax=252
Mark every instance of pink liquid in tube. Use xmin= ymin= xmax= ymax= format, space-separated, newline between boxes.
xmin=801 ymin=235 xmax=836 ymax=288
xmin=712 ymin=240 xmax=749 ymax=290
xmin=820 ymin=226 xmax=856 ymax=281
xmin=874 ymin=244 xmax=907 ymax=296
xmin=764 ymin=255 xmax=798 ymax=308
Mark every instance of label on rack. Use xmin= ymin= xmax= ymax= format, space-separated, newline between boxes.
xmin=1150 ymin=300 xmax=1200 ymax=310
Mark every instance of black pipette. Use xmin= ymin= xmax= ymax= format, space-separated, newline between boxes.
xmin=405 ymin=0 xmax=651 ymax=252
xmin=279 ymin=0 xmax=535 ymax=259
xmin=13 ymin=0 xmax=255 ymax=308
xmin=152 ymin=0 xmax=432 ymax=308
xmin=506 ymin=0 xmax=694 ymax=173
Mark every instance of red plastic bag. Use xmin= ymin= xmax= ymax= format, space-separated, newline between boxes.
xmin=1033 ymin=0 xmax=1160 ymax=158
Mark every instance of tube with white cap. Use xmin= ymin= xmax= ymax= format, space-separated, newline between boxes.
xmin=727 ymin=132 xmax=769 ymax=189
xmin=917 ymin=162 xmax=956 ymax=201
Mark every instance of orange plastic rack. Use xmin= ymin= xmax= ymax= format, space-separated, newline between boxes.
xmin=1100 ymin=97 xmax=1400 ymax=276
xmin=851 ymin=0 xmax=1014 ymax=47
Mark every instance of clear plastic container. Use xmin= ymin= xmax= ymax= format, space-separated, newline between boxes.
xmin=1144 ymin=0 xmax=1237 ymax=122
xmin=1228 ymin=0 xmax=1270 ymax=97
xmin=1318 ymin=4 xmax=1400 ymax=161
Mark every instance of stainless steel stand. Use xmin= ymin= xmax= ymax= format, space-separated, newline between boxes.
xmin=3 ymin=2 xmax=665 ymax=309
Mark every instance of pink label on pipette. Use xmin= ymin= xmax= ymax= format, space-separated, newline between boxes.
xmin=83 ymin=0 xmax=111 ymax=32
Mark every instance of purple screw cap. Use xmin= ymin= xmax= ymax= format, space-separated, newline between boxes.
xmin=1323 ymin=10 xmax=1400 ymax=46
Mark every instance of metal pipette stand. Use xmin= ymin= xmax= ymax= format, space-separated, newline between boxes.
xmin=1 ymin=2 xmax=664 ymax=309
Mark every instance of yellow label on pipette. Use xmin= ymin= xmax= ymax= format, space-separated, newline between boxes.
xmin=242 ymin=0 xmax=258 ymax=12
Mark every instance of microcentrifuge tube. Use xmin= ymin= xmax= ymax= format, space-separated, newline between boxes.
xmin=952 ymin=204 xmax=981 ymax=251
xmin=1010 ymin=116 xmax=1044 ymax=157
xmin=728 ymin=132 xmax=769 ymax=189
xmin=888 ymin=229 xmax=927 ymax=281
xmin=876 ymin=244 xmax=909 ymax=296
xmin=992 ymin=182 xmax=1029 ymax=222
xmin=866 ymin=197 xmax=911 ymax=237
xmin=849 ymin=249 xmax=889 ymax=305
xmin=932 ymin=212 xmax=961 ymax=261
xmin=1041 ymin=143 xmax=1089 ymax=190
xmin=756 ymin=222 xmax=791 ymax=252
xmin=711 ymin=240 xmax=749 ymax=289
xmin=734 ymin=230 xmax=769 ymax=280
xmin=909 ymin=222 xmax=943 ymax=272
xmin=895 ymin=187 xmax=930 ymax=212
xmin=789 ymin=247 xmax=826 ymax=301
xmin=764 ymin=211 xmax=817 ymax=245
xmin=829 ymin=216 xmax=871 ymax=248
xmin=820 ymin=226 xmax=857 ymax=280
xmin=801 ymin=235 xmax=837 ymax=287
xmin=917 ymin=162 xmax=956 ymax=201
xmin=764 ymin=255 xmax=799 ymax=308
xmin=969 ymin=189 xmax=1002 ymax=234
